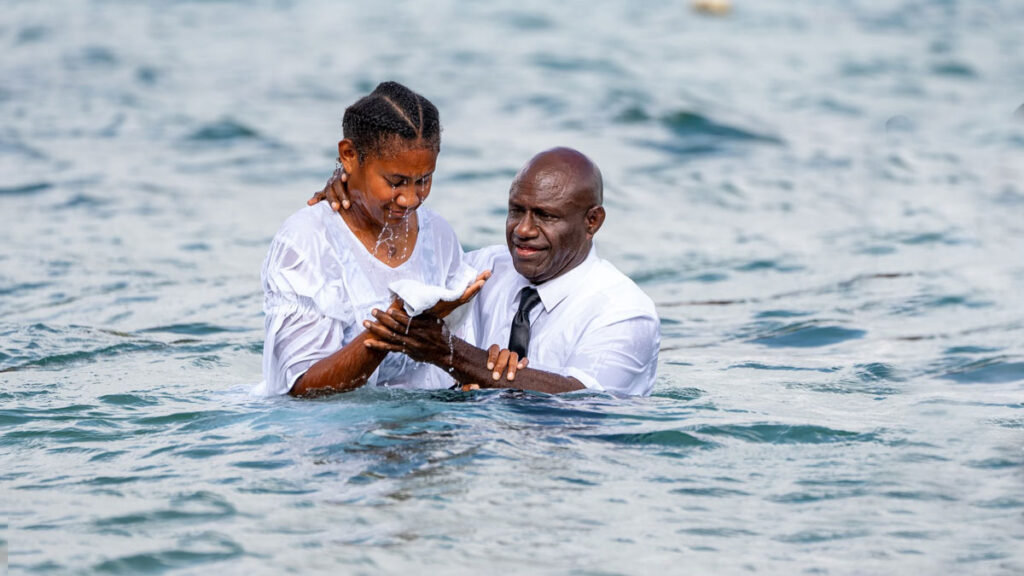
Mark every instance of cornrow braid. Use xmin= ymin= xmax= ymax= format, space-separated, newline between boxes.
xmin=342 ymin=81 xmax=441 ymax=161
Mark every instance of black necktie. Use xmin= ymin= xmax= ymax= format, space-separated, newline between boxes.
xmin=508 ymin=287 xmax=542 ymax=358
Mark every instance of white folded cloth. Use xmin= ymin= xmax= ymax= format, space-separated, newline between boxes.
xmin=388 ymin=262 xmax=479 ymax=329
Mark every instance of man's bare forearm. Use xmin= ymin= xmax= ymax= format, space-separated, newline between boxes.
xmin=442 ymin=338 xmax=585 ymax=394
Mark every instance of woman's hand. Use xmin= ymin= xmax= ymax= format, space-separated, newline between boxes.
xmin=486 ymin=344 xmax=529 ymax=382
xmin=426 ymin=270 xmax=492 ymax=319
xmin=307 ymin=166 xmax=351 ymax=212
xmin=363 ymin=308 xmax=450 ymax=364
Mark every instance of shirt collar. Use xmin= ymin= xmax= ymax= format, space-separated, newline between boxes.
xmin=532 ymin=244 xmax=598 ymax=313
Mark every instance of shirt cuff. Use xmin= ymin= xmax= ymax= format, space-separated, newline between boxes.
xmin=565 ymin=367 xmax=605 ymax=392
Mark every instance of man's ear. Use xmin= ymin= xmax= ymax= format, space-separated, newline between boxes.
xmin=337 ymin=139 xmax=359 ymax=174
xmin=585 ymin=206 xmax=606 ymax=238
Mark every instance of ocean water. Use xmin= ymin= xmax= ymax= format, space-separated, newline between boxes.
xmin=2 ymin=0 xmax=1023 ymax=573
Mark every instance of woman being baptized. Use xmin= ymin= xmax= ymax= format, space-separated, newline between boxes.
xmin=255 ymin=81 xmax=487 ymax=397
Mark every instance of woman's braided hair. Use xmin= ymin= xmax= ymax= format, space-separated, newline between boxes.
xmin=343 ymin=81 xmax=441 ymax=161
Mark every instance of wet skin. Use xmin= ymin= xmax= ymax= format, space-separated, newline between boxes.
xmin=364 ymin=147 xmax=607 ymax=394
xmin=338 ymin=139 xmax=436 ymax=267
xmin=506 ymin=151 xmax=605 ymax=284
xmin=290 ymin=140 xmax=487 ymax=397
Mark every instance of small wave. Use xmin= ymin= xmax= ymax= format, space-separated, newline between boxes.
xmin=855 ymin=362 xmax=902 ymax=382
xmin=942 ymin=358 xmax=1024 ymax=384
xmin=972 ymin=497 xmax=1024 ymax=510
xmin=786 ymin=380 xmax=900 ymax=397
xmin=94 ymin=491 xmax=236 ymax=528
xmin=16 ymin=24 xmax=49 ymax=44
xmin=135 ymin=65 xmax=159 ymax=85
xmin=652 ymin=387 xmax=705 ymax=401
xmin=695 ymin=423 xmax=878 ymax=444
xmin=840 ymin=57 xmax=908 ymax=78
xmin=531 ymin=54 xmax=621 ymax=74
xmin=0 ymin=182 xmax=51 ymax=196
xmin=881 ymin=490 xmax=957 ymax=502
xmin=775 ymin=528 xmax=871 ymax=544
xmin=77 ymin=45 xmax=118 ymax=66
xmin=672 ymin=486 xmax=749 ymax=497
xmin=91 ymin=532 xmax=243 ymax=574
xmin=56 ymin=193 xmax=114 ymax=210
xmin=751 ymin=322 xmax=866 ymax=348
xmin=887 ymin=530 xmax=940 ymax=540
xmin=768 ymin=487 xmax=870 ymax=503
xmin=677 ymin=526 xmax=759 ymax=537
xmin=964 ymin=457 xmax=1023 ymax=470
xmin=0 ymin=411 xmax=32 ymax=426
xmin=139 ymin=322 xmax=244 ymax=336
xmin=0 ymin=281 xmax=51 ymax=297
xmin=498 ymin=11 xmax=554 ymax=30
xmin=586 ymin=430 xmax=714 ymax=448
xmin=734 ymin=259 xmax=804 ymax=273
xmin=231 ymin=459 xmax=292 ymax=470
xmin=97 ymin=394 xmax=161 ymax=409
xmin=931 ymin=61 xmax=978 ymax=79
xmin=661 ymin=111 xmax=782 ymax=144
xmin=0 ymin=341 xmax=167 ymax=373
xmin=728 ymin=362 xmax=839 ymax=373
xmin=614 ymin=105 xmax=650 ymax=124
xmin=755 ymin=309 xmax=812 ymax=319
xmin=2 ymin=426 xmax=129 ymax=447
xmin=187 ymin=118 xmax=261 ymax=142
xmin=132 ymin=410 xmax=250 ymax=434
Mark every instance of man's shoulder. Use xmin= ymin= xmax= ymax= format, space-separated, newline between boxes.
xmin=465 ymin=244 xmax=511 ymax=271
xmin=582 ymin=257 xmax=658 ymax=318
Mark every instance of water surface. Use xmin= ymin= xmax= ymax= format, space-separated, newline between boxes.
xmin=1 ymin=0 xmax=1023 ymax=573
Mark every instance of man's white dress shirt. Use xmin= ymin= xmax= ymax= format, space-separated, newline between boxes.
xmin=461 ymin=244 xmax=660 ymax=396
xmin=255 ymin=203 xmax=467 ymax=395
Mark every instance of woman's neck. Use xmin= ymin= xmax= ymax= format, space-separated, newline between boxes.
xmin=340 ymin=208 xmax=418 ymax=267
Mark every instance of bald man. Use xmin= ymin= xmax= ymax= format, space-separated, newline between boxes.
xmin=363 ymin=147 xmax=660 ymax=396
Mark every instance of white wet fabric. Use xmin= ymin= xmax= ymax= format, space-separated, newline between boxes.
xmin=254 ymin=203 xmax=465 ymax=395
xmin=460 ymin=244 xmax=660 ymax=396
xmin=388 ymin=263 xmax=478 ymax=330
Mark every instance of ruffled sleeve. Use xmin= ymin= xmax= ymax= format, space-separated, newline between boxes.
xmin=257 ymin=235 xmax=353 ymax=395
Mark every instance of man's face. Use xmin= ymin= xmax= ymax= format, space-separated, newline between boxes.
xmin=505 ymin=166 xmax=595 ymax=284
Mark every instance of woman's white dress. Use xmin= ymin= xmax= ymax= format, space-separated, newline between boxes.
xmin=254 ymin=202 xmax=465 ymax=395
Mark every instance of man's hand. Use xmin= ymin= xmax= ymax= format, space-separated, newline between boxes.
xmin=486 ymin=344 xmax=528 ymax=382
xmin=426 ymin=270 xmax=491 ymax=319
xmin=307 ymin=167 xmax=351 ymax=212
xmin=364 ymin=301 xmax=584 ymax=395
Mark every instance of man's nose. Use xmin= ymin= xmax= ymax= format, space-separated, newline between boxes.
xmin=514 ymin=212 xmax=538 ymax=237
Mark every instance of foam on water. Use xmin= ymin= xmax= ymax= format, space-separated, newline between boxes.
xmin=1 ymin=0 xmax=1023 ymax=574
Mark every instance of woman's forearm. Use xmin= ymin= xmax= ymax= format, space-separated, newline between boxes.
xmin=289 ymin=331 xmax=389 ymax=397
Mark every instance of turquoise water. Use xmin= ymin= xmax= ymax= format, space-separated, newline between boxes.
xmin=2 ymin=0 xmax=1023 ymax=573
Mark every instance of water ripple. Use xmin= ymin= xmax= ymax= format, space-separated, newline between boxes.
xmin=694 ymin=424 xmax=880 ymax=445
xmin=751 ymin=322 xmax=867 ymax=348
xmin=585 ymin=430 xmax=714 ymax=448
xmin=91 ymin=531 xmax=244 ymax=574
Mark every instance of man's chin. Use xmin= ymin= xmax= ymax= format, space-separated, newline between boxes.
xmin=507 ymin=258 xmax=532 ymax=278
xmin=511 ymin=259 xmax=541 ymax=283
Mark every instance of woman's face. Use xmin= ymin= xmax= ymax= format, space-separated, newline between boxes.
xmin=339 ymin=140 xmax=437 ymax=229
